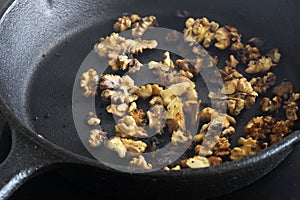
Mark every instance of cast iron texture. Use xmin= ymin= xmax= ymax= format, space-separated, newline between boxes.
xmin=0 ymin=0 xmax=300 ymax=199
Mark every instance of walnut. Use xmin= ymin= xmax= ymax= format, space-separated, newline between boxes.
xmin=115 ymin=115 xmax=147 ymax=137
xmin=166 ymin=97 xmax=183 ymax=119
xmin=244 ymin=116 xmax=276 ymax=140
xmin=166 ymin=110 xmax=186 ymax=133
xmin=226 ymin=55 xmax=239 ymax=68
xmin=265 ymin=48 xmax=281 ymax=64
xmin=230 ymin=137 xmax=261 ymax=160
xmin=113 ymin=14 xmax=141 ymax=32
xmin=147 ymin=104 xmax=166 ymax=134
xmin=160 ymin=89 xmax=176 ymax=106
xmin=270 ymin=120 xmax=294 ymax=144
xmin=212 ymin=137 xmax=231 ymax=157
xmin=283 ymin=93 xmax=300 ymax=121
xmin=105 ymin=137 xmax=127 ymax=158
xmin=87 ymin=112 xmax=101 ymax=125
xmin=221 ymin=79 xmax=239 ymax=95
xmin=148 ymin=51 xmax=174 ymax=72
xmin=101 ymin=89 xmax=138 ymax=104
xmin=273 ymin=81 xmax=294 ymax=99
xmin=183 ymin=17 xmax=219 ymax=48
xmin=226 ymin=26 xmax=244 ymax=51
xmin=245 ymin=56 xmax=273 ymax=74
xmin=80 ymin=69 xmax=99 ymax=97
xmin=199 ymin=107 xmax=236 ymax=128
xmin=171 ymin=130 xmax=192 ymax=146
xmin=221 ymin=126 xmax=235 ymax=138
xmin=186 ymin=156 xmax=210 ymax=169
xmin=176 ymin=59 xmax=201 ymax=76
xmin=207 ymin=156 xmax=223 ymax=166
xmin=163 ymin=165 xmax=181 ymax=170
xmin=106 ymin=103 xmax=128 ymax=117
xmin=120 ymin=138 xmax=147 ymax=155
xmin=131 ymin=15 xmax=158 ymax=37
xmin=129 ymin=102 xmax=148 ymax=126
xmin=151 ymin=84 xmax=164 ymax=96
xmin=100 ymin=74 xmax=122 ymax=90
xmin=214 ymin=27 xmax=231 ymax=50
xmin=88 ymin=129 xmax=108 ymax=147
xmin=149 ymin=96 xmax=164 ymax=105
xmin=129 ymin=155 xmax=153 ymax=170
xmin=250 ymin=72 xmax=276 ymax=94
xmin=238 ymin=44 xmax=261 ymax=64
xmin=110 ymin=55 xmax=143 ymax=72
xmin=135 ymin=84 xmax=153 ymax=99
xmin=194 ymin=144 xmax=213 ymax=156
xmin=260 ymin=96 xmax=282 ymax=113
xmin=179 ymin=69 xmax=194 ymax=79
xmin=227 ymin=97 xmax=245 ymax=116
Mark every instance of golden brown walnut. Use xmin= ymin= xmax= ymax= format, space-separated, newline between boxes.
xmin=226 ymin=55 xmax=239 ymax=68
xmin=166 ymin=110 xmax=186 ymax=133
xmin=221 ymin=126 xmax=235 ymax=138
xmin=115 ymin=115 xmax=147 ymax=137
xmin=273 ymin=81 xmax=294 ymax=99
xmin=106 ymin=103 xmax=128 ymax=117
xmin=186 ymin=156 xmax=210 ymax=168
xmin=212 ymin=137 xmax=231 ymax=157
xmin=131 ymin=15 xmax=158 ymax=37
xmin=265 ymin=48 xmax=281 ymax=64
xmin=100 ymin=74 xmax=122 ymax=90
xmin=113 ymin=14 xmax=141 ymax=32
xmin=163 ymin=165 xmax=181 ymax=170
xmin=147 ymin=104 xmax=166 ymax=134
xmin=194 ymin=144 xmax=213 ymax=156
xmin=179 ymin=70 xmax=194 ymax=79
xmin=260 ymin=96 xmax=282 ymax=113
xmin=148 ymin=51 xmax=175 ymax=72
xmin=238 ymin=44 xmax=261 ymax=64
xmin=214 ymin=27 xmax=231 ymax=50
xmin=88 ymin=129 xmax=108 ymax=147
xmin=128 ymin=102 xmax=148 ymax=126
xmin=135 ymin=84 xmax=153 ymax=99
xmin=283 ymin=93 xmax=300 ymax=121
xmin=87 ymin=112 xmax=101 ymax=126
xmin=171 ymin=130 xmax=192 ymax=146
xmin=160 ymin=89 xmax=176 ymax=106
xmin=110 ymin=55 xmax=143 ymax=72
xmin=120 ymin=138 xmax=147 ymax=155
xmin=80 ymin=69 xmax=99 ymax=97
xmin=270 ymin=120 xmax=294 ymax=144
xmin=149 ymin=96 xmax=164 ymax=105
xmin=244 ymin=116 xmax=276 ymax=140
xmin=250 ymin=72 xmax=276 ymax=94
xmin=105 ymin=137 xmax=127 ymax=158
xmin=207 ymin=156 xmax=223 ymax=166
xmin=129 ymin=155 xmax=153 ymax=170
xmin=199 ymin=107 xmax=236 ymax=127
xmin=246 ymin=56 xmax=273 ymax=74
xmin=227 ymin=97 xmax=245 ymax=116
xmin=230 ymin=137 xmax=261 ymax=160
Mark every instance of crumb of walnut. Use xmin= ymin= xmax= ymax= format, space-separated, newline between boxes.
xmin=283 ymin=93 xmax=300 ymax=121
xmin=207 ymin=156 xmax=223 ymax=166
xmin=246 ymin=56 xmax=273 ymax=74
xmin=131 ymin=15 xmax=158 ymax=37
xmin=270 ymin=120 xmax=294 ymax=144
xmin=120 ymin=138 xmax=147 ymax=155
xmin=171 ymin=129 xmax=192 ymax=146
xmin=273 ymin=81 xmax=294 ymax=99
xmin=260 ymin=96 xmax=282 ymax=113
xmin=87 ymin=112 xmax=101 ymax=126
xmin=128 ymin=102 xmax=148 ymax=126
xmin=147 ymin=104 xmax=166 ymax=134
xmin=244 ymin=116 xmax=276 ymax=140
xmin=113 ymin=14 xmax=141 ymax=32
xmin=115 ymin=115 xmax=147 ymax=137
xmin=163 ymin=165 xmax=181 ymax=170
xmin=230 ymin=137 xmax=261 ymax=160
xmin=129 ymin=155 xmax=153 ymax=170
xmin=106 ymin=103 xmax=128 ymax=117
xmin=80 ymin=69 xmax=99 ymax=97
xmin=105 ymin=137 xmax=127 ymax=158
xmin=88 ymin=129 xmax=108 ymax=147
xmin=212 ymin=137 xmax=231 ymax=157
xmin=250 ymin=72 xmax=276 ymax=94
xmin=186 ymin=156 xmax=210 ymax=169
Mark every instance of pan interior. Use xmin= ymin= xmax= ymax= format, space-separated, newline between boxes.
xmin=1 ymin=0 xmax=299 ymax=159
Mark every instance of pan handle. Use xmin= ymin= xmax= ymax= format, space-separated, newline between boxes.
xmin=0 ymin=126 xmax=62 ymax=199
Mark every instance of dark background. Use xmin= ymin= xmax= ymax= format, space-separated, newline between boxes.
xmin=1 ymin=0 xmax=300 ymax=199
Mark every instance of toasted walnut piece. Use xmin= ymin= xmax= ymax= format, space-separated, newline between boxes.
xmin=194 ymin=144 xmax=213 ymax=156
xmin=149 ymin=96 xmax=164 ymax=105
xmin=237 ymin=78 xmax=257 ymax=95
xmin=199 ymin=107 xmax=236 ymax=127
xmin=246 ymin=56 xmax=273 ymax=74
xmin=270 ymin=120 xmax=294 ymax=144
xmin=147 ymin=104 xmax=166 ymax=133
xmin=113 ymin=14 xmax=141 ymax=32
xmin=212 ymin=137 xmax=231 ymax=157
xmin=273 ymin=81 xmax=294 ymax=99
xmin=127 ymin=38 xmax=158 ymax=54
xmin=250 ymin=72 xmax=276 ymax=94
xmin=193 ymin=132 xmax=206 ymax=143
xmin=148 ymin=61 xmax=170 ymax=72
xmin=115 ymin=115 xmax=147 ymax=137
xmin=166 ymin=110 xmax=186 ymax=133
xmin=105 ymin=137 xmax=127 ymax=158
xmin=166 ymin=97 xmax=183 ymax=119
xmin=87 ymin=112 xmax=101 ymax=125
xmin=129 ymin=102 xmax=148 ymax=126
xmin=171 ymin=130 xmax=192 ymax=146
xmin=163 ymin=165 xmax=181 ymax=171
xmin=129 ymin=155 xmax=153 ymax=170
xmin=260 ymin=96 xmax=282 ymax=113
xmin=238 ymin=44 xmax=261 ymax=63
xmin=176 ymin=59 xmax=200 ymax=76
xmin=230 ymin=137 xmax=261 ymax=160
xmin=88 ymin=129 xmax=108 ymax=147
xmin=266 ymin=48 xmax=281 ymax=64
xmin=100 ymin=74 xmax=122 ymax=90
xmin=160 ymin=89 xmax=176 ymax=106
xmin=221 ymin=79 xmax=238 ymax=95
xmin=179 ymin=70 xmax=194 ymax=79
xmin=244 ymin=116 xmax=276 ymax=140
xmin=221 ymin=126 xmax=235 ymax=138
xmin=214 ymin=27 xmax=231 ymax=50
xmin=168 ymin=82 xmax=191 ymax=97
xmin=283 ymin=93 xmax=300 ymax=121
xmin=131 ymin=15 xmax=158 ymax=37
xmin=226 ymin=55 xmax=239 ymax=68
xmin=227 ymin=97 xmax=245 ymax=116
xmin=80 ymin=69 xmax=99 ymax=97
xmin=151 ymin=84 xmax=163 ymax=96
xmin=207 ymin=156 xmax=223 ymax=166
xmin=135 ymin=84 xmax=153 ymax=99
xmin=186 ymin=156 xmax=210 ymax=169
xmin=111 ymin=55 xmax=143 ymax=72
xmin=162 ymin=51 xmax=175 ymax=68
xmin=106 ymin=103 xmax=128 ymax=117
xmin=120 ymin=138 xmax=147 ymax=154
